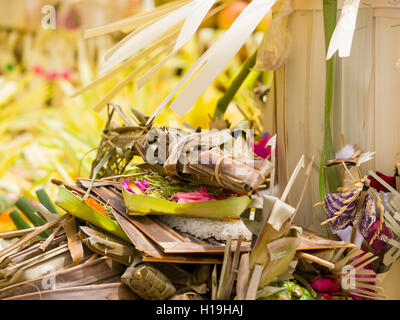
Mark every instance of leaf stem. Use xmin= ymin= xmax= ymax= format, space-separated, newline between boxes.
xmin=213 ymin=50 xmax=258 ymax=120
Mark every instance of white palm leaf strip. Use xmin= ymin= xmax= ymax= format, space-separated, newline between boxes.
xmin=137 ymin=0 xmax=235 ymax=89
xmin=93 ymin=44 xmax=173 ymax=111
xmin=326 ymin=0 xmax=360 ymax=60
xmin=101 ymin=18 xmax=165 ymax=64
xmin=137 ymin=54 xmax=172 ymax=89
xmin=173 ymin=0 xmax=217 ymax=52
xmin=83 ymin=0 xmax=191 ymax=39
xmin=100 ymin=1 xmax=196 ymax=75
xmin=103 ymin=0 xmax=231 ymax=63
xmin=71 ymin=30 xmax=178 ymax=97
xmin=148 ymin=0 xmax=277 ymax=123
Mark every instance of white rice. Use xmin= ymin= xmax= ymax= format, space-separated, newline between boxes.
xmin=157 ymin=215 xmax=252 ymax=241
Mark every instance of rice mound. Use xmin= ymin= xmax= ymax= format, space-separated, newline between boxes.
xmin=157 ymin=215 xmax=252 ymax=241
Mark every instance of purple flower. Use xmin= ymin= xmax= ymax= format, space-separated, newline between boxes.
xmin=120 ymin=180 xmax=150 ymax=194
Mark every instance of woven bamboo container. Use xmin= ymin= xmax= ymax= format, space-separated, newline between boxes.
xmin=268 ymin=0 xmax=400 ymax=299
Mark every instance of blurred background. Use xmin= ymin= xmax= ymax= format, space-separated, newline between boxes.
xmin=0 ymin=0 xmax=271 ymax=213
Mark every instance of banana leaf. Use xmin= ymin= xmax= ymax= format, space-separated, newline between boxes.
xmin=122 ymin=188 xmax=251 ymax=220
xmin=55 ymin=186 xmax=129 ymax=242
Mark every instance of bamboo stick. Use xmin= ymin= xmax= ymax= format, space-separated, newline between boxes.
xmin=38 ymin=224 xmax=64 ymax=252
xmin=297 ymin=252 xmax=335 ymax=269
xmin=0 ymin=227 xmax=40 ymax=239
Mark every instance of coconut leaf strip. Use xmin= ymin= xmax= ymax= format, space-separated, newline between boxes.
xmin=236 ymin=253 xmax=250 ymax=300
xmin=326 ymin=0 xmax=360 ymax=59
xmin=245 ymin=264 xmax=263 ymax=300
xmin=297 ymin=252 xmax=335 ymax=269
xmin=136 ymin=0 xmax=235 ymax=91
xmin=0 ymin=214 xmax=69 ymax=259
xmin=349 ymin=287 xmax=386 ymax=299
xmin=355 ymin=281 xmax=383 ymax=292
xmin=72 ymin=30 xmax=178 ymax=97
xmin=173 ymin=0 xmax=217 ymax=52
xmin=216 ymin=236 xmax=232 ymax=300
xmin=142 ymin=255 xmax=223 ymax=264
xmin=64 ymin=217 xmax=84 ymax=266
xmin=0 ymin=228 xmax=40 ymax=239
xmin=335 ymin=249 xmax=364 ymax=270
xmin=349 ymin=290 xmax=386 ymax=300
xmin=148 ymin=0 xmax=277 ymax=123
xmin=34 ymin=203 xmax=59 ymax=222
xmin=101 ymin=3 xmax=194 ymax=73
xmin=38 ymin=224 xmax=64 ymax=252
xmin=281 ymin=155 xmax=305 ymax=202
xmin=83 ymin=0 xmax=191 ymax=38
xmin=5 ymin=282 xmax=139 ymax=300
xmin=211 ymin=264 xmax=217 ymax=300
xmin=0 ymin=257 xmax=125 ymax=300
xmin=93 ymin=48 xmax=168 ymax=112
xmin=350 ymin=251 xmax=374 ymax=266
xmin=110 ymin=210 xmax=163 ymax=257
xmin=166 ymin=0 xmax=278 ymax=118
xmin=353 ymin=256 xmax=378 ymax=271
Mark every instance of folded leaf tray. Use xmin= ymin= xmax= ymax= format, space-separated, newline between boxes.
xmin=122 ymin=189 xmax=252 ymax=220
xmin=56 ymin=186 xmax=129 ymax=242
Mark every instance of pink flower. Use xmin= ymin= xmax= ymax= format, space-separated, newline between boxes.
xmin=33 ymin=65 xmax=44 ymax=75
xmin=46 ymin=71 xmax=58 ymax=81
xmin=252 ymin=132 xmax=276 ymax=159
xmin=311 ymin=278 xmax=341 ymax=293
xmin=61 ymin=71 xmax=71 ymax=80
xmin=169 ymin=186 xmax=215 ymax=203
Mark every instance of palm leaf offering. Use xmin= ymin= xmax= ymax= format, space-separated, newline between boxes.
xmin=1 ymin=0 xmax=399 ymax=302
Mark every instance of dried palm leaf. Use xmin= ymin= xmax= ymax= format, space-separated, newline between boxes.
xmin=0 ymin=244 xmax=72 ymax=289
xmin=90 ymin=105 xmax=149 ymax=179
xmin=0 ymin=214 xmax=70 ymax=260
xmin=5 ymin=282 xmax=139 ymax=300
xmin=213 ymin=235 xmax=242 ymax=300
xmin=64 ymin=217 xmax=84 ymax=266
xmin=0 ymin=256 xmax=125 ymax=299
